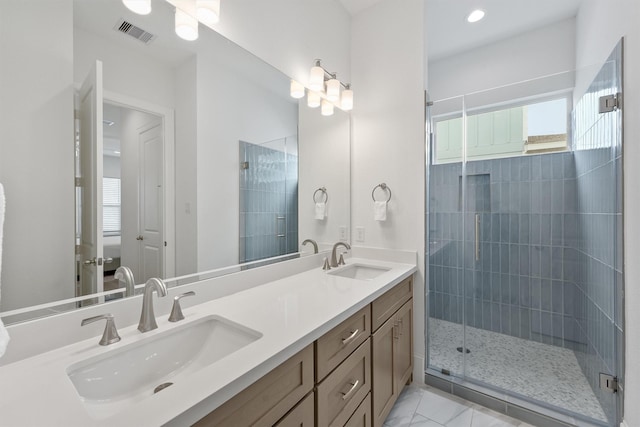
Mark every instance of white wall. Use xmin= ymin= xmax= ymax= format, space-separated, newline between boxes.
xmin=174 ymin=57 xmax=198 ymax=276
xmin=575 ymin=2 xmax=640 ymax=426
xmin=429 ymin=18 xmax=576 ymax=101
xmin=196 ymin=52 xmax=298 ymax=271
xmin=0 ymin=0 xmax=75 ymax=311
xmin=351 ymin=0 xmax=426 ymax=381
xmin=73 ymin=28 xmax=175 ymax=109
xmin=203 ymin=0 xmax=351 ymax=89
xmin=103 ymin=156 xmax=121 ymax=178
xmin=298 ymin=106 xmax=351 ymax=247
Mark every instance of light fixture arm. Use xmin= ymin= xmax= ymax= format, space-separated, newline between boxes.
xmin=313 ymin=59 xmax=351 ymax=89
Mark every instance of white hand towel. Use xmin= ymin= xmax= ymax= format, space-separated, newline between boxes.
xmin=0 ymin=183 xmax=9 ymax=357
xmin=315 ymin=202 xmax=326 ymax=220
xmin=374 ymin=201 xmax=387 ymax=221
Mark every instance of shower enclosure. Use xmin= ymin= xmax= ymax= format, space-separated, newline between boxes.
xmin=426 ymin=42 xmax=623 ymax=426
xmin=239 ymin=136 xmax=298 ymax=263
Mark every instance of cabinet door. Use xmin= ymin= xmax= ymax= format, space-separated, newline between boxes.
xmin=194 ymin=345 xmax=314 ymax=427
xmin=275 ymin=392 xmax=315 ymax=427
xmin=344 ymin=393 xmax=372 ymax=427
xmin=394 ymin=301 xmax=413 ymax=390
xmin=317 ymin=339 xmax=371 ymax=427
xmin=371 ymin=315 xmax=397 ymax=427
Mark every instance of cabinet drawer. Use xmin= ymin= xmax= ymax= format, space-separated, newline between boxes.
xmin=275 ymin=391 xmax=315 ymax=427
xmin=194 ymin=344 xmax=314 ymax=427
xmin=344 ymin=393 xmax=371 ymax=427
xmin=371 ymin=276 xmax=413 ymax=332
xmin=316 ymin=305 xmax=371 ymax=381
xmin=317 ymin=338 xmax=371 ymax=427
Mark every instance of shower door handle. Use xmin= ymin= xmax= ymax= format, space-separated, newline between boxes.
xmin=475 ymin=214 xmax=480 ymax=262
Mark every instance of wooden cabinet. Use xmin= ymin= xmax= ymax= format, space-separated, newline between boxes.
xmin=371 ymin=276 xmax=412 ymax=331
xmin=194 ymin=274 xmax=414 ymax=427
xmin=316 ymin=305 xmax=371 ymax=381
xmin=316 ymin=339 xmax=371 ymax=427
xmin=371 ymin=277 xmax=413 ymax=427
xmin=194 ymin=344 xmax=314 ymax=427
xmin=344 ymin=393 xmax=372 ymax=427
xmin=275 ymin=392 xmax=315 ymax=427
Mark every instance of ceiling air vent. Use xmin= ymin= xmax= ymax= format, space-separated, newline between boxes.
xmin=113 ymin=19 xmax=156 ymax=44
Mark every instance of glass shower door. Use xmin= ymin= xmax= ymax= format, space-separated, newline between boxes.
xmin=239 ymin=136 xmax=298 ymax=263
xmin=427 ymin=95 xmax=467 ymax=378
xmin=427 ymin=41 xmax=623 ymax=427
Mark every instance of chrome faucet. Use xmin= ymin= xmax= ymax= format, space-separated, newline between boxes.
xmin=330 ymin=241 xmax=351 ymax=268
xmin=114 ymin=266 xmax=135 ymax=297
xmin=138 ymin=278 xmax=168 ymax=333
xmin=301 ymin=238 xmax=319 ymax=254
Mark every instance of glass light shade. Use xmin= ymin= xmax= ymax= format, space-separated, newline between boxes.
xmin=307 ymin=91 xmax=321 ymax=108
xmin=309 ymin=66 xmax=325 ymax=92
xmin=122 ymin=0 xmax=151 ymax=15
xmin=326 ymin=79 xmax=340 ymax=102
xmin=290 ymin=80 xmax=305 ymax=99
xmin=175 ymin=8 xmax=199 ymax=41
xmin=197 ymin=0 xmax=220 ymax=25
xmin=341 ymin=89 xmax=353 ymax=111
xmin=321 ymin=99 xmax=334 ymax=116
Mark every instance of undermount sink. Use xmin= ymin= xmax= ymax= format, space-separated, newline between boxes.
xmin=328 ymin=263 xmax=391 ymax=280
xmin=67 ymin=316 xmax=261 ymax=420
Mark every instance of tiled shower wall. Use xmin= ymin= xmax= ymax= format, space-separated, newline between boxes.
xmin=239 ymin=140 xmax=298 ymax=263
xmin=428 ymin=152 xmax=580 ymax=348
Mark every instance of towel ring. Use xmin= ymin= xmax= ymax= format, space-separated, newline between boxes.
xmin=372 ymin=183 xmax=392 ymax=203
xmin=313 ymin=187 xmax=328 ymax=203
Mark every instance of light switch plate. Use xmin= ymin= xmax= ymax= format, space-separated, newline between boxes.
xmin=356 ymin=226 xmax=365 ymax=242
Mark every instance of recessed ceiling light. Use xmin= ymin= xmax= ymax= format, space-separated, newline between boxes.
xmin=466 ymin=9 xmax=485 ymax=23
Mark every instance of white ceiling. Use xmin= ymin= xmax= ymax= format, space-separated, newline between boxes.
xmin=339 ymin=0 xmax=584 ymax=61
xmin=426 ymin=0 xmax=584 ymax=61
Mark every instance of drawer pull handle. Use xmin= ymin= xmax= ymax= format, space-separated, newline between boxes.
xmin=341 ymin=379 xmax=359 ymax=400
xmin=341 ymin=329 xmax=359 ymax=345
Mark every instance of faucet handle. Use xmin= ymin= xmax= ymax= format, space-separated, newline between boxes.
xmin=168 ymin=291 xmax=196 ymax=322
xmin=338 ymin=253 xmax=346 ymax=266
xmin=81 ymin=314 xmax=121 ymax=346
xmin=322 ymin=257 xmax=331 ymax=271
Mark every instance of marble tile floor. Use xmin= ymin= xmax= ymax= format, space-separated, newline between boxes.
xmin=384 ymin=385 xmax=534 ymax=427
xmin=428 ymin=319 xmax=607 ymax=422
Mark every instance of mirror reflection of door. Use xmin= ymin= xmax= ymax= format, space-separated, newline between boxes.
xmin=101 ymin=103 xmax=164 ymax=294
xmin=77 ymin=60 xmax=104 ymax=305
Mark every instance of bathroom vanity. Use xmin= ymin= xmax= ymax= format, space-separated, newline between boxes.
xmin=0 ymin=250 xmax=416 ymax=427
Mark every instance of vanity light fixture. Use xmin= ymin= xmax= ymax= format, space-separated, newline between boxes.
xmin=307 ymin=91 xmax=321 ymax=108
xmin=326 ymin=78 xmax=340 ymax=102
xmin=196 ymin=0 xmax=220 ymax=25
xmin=122 ymin=0 xmax=151 ymax=15
xmin=305 ymin=59 xmax=354 ymax=114
xmin=321 ymin=99 xmax=334 ymax=116
xmin=341 ymin=85 xmax=353 ymax=111
xmin=309 ymin=62 xmax=325 ymax=92
xmin=175 ymin=8 xmax=199 ymax=41
xmin=466 ymin=9 xmax=485 ymax=23
xmin=290 ymin=80 xmax=305 ymax=99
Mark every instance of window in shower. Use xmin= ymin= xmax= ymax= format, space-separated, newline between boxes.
xmin=433 ymin=96 xmax=569 ymax=164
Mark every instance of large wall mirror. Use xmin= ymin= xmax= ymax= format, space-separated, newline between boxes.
xmin=0 ymin=0 xmax=351 ymax=323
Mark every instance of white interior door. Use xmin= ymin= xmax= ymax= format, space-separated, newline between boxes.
xmin=138 ymin=120 xmax=163 ymax=281
xmin=79 ymin=60 xmax=104 ymax=300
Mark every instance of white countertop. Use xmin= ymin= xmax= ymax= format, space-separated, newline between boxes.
xmin=0 ymin=257 xmax=416 ymax=427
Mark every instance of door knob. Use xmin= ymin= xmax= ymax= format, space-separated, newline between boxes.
xmin=136 ymin=235 xmax=144 ymax=241
xmin=84 ymin=257 xmax=97 ymax=265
